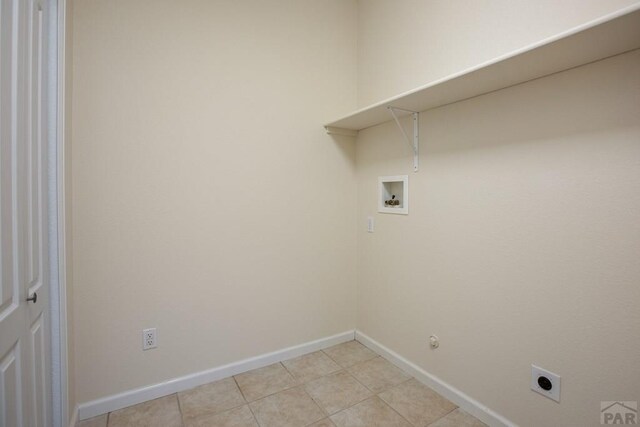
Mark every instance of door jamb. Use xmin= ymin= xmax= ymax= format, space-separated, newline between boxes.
xmin=50 ymin=0 xmax=69 ymax=426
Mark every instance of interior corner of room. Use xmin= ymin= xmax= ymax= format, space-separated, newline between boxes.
xmin=2 ymin=1 xmax=639 ymax=427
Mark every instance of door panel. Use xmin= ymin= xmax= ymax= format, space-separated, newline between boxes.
xmin=0 ymin=0 xmax=18 ymax=323
xmin=0 ymin=343 xmax=23 ymax=427
xmin=0 ymin=0 xmax=51 ymax=425
xmin=29 ymin=315 xmax=46 ymax=427
xmin=0 ymin=0 xmax=28 ymax=425
xmin=26 ymin=0 xmax=44 ymax=296
xmin=25 ymin=0 xmax=50 ymax=425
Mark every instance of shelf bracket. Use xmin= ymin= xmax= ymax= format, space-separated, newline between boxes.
xmin=388 ymin=106 xmax=419 ymax=172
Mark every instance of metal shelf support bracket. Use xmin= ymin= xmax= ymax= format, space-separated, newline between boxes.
xmin=388 ymin=106 xmax=419 ymax=172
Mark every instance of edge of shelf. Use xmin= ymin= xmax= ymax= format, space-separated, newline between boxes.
xmin=325 ymin=3 xmax=640 ymax=133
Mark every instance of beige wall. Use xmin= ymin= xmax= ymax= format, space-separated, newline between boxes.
xmin=71 ymin=0 xmax=358 ymax=402
xmin=357 ymin=0 xmax=640 ymax=107
xmin=356 ymin=30 xmax=640 ymax=427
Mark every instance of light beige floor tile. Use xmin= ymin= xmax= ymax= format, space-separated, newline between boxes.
xmin=234 ymin=363 xmax=296 ymax=402
xmin=76 ymin=414 xmax=107 ymax=427
xmin=428 ymin=408 xmax=487 ymax=427
xmin=309 ymin=419 xmax=336 ymax=427
xmin=323 ymin=341 xmax=377 ymax=368
xmin=330 ymin=396 xmax=412 ymax=427
xmin=304 ymin=371 xmax=372 ymax=415
xmin=249 ymin=386 xmax=324 ymax=427
xmin=282 ymin=351 xmax=341 ymax=383
xmin=378 ymin=378 xmax=457 ymax=426
xmin=107 ymin=394 xmax=182 ymax=427
xmin=178 ymin=377 xmax=246 ymax=420
xmin=347 ymin=357 xmax=411 ymax=393
xmin=185 ymin=404 xmax=258 ymax=427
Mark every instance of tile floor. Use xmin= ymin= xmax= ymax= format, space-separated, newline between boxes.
xmin=77 ymin=340 xmax=487 ymax=427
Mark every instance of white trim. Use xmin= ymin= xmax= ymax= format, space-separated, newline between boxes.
xmin=355 ymin=331 xmax=516 ymax=427
xmin=77 ymin=330 xmax=355 ymax=421
xmin=53 ymin=1 xmax=69 ymax=426
xmin=49 ymin=0 xmax=69 ymax=426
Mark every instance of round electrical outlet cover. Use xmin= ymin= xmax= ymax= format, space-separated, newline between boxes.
xmin=538 ymin=376 xmax=553 ymax=391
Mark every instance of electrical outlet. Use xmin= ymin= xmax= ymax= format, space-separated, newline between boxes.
xmin=142 ymin=328 xmax=157 ymax=350
xmin=531 ymin=364 xmax=560 ymax=402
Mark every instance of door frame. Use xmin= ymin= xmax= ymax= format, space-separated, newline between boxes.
xmin=49 ymin=0 xmax=69 ymax=426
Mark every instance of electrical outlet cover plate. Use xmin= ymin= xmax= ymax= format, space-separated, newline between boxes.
xmin=531 ymin=364 xmax=560 ymax=402
xmin=367 ymin=217 xmax=374 ymax=233
xmin=143 ymin=328 xmax=157 ymax=350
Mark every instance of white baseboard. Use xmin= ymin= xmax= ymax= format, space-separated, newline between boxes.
xmin=77 ymin=330 xmax=355 ymax=421
xmin=68 ymin=404 xmax=78 ymax=427
xmin=77 ymin=329 xmax=514 ymax=426
xmin=355 ymin=331 xmax=516 ymax=427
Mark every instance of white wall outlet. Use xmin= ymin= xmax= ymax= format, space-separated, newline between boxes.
xmin=367 ymin=216 xmax=374 ymax=233
xmin=142 ymin=328 xmax=157 ymax=350
xmin=531 ymin=364 xmax=560 ymax=402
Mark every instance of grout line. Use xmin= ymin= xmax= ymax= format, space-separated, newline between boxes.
xmin=322 ymin=348 xmax=378 ymax=371
xmin=319 ymin=339 xmax=361 ymax=368
xmin=177 ymin=378 xmax=255 ymax=425
xmin=345 ymin=356 xmax=382 ymax=394
xmin=376 ymin=394 xmax=417 ymax=426
xmin=328 ymin=404 xmax=349 ymax=422
xmin=341 ymin=370 xmax=374 ymax=402
xmin=235 ymin=363 xmax=299 ymax=403
xmin=426 ymin=406 xmax=459 ymax=426
xmin=175 ymin=392 xmax=184 ymax=423
xmin=232 ymin=375 xmax=249 ymax=403
xmin=333 ymin=376 xmax=374 ymax=416
xmin=300 ymin=383 xmax=330 ymax=418
xmin=282 ymin=354 xmax=343 ymax=386
xmin=305 ymin=369 xmax=374 ymax=419
xmin=320 ymin=349 xmax=342 ymax=367
xmin=280 ymin=360 xmax=298 ymax=382
xmin=176 ymin=375 xmax=255 ymax=425
xmin=366 ymin=372 xmax=415 ymax=397
xmin=243 ymin=384 xmax=298 ymax=403
xmin=244 ymin=395 xmax=261 ymax=427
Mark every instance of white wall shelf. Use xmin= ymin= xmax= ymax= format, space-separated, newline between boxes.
xmin=324 ymin=5 xmax=640 ymax=133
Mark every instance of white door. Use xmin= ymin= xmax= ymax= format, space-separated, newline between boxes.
xmin=0 ymin=0 xmax=52 ymax=426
